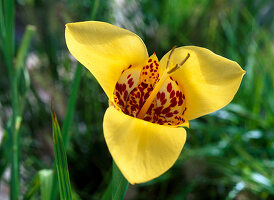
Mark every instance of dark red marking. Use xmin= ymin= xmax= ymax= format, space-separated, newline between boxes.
xmin=167 ymin=83 xmax=172 ymax=93
xmin=166 ymin=113 xmax=173 ymax=117
xmin=170 ymin=90 xmax=175 ymax=98
xmin=162 ymin=107 xmax=170 ymax=114
xmin=148 ymin=59 xmax=152 ymax=63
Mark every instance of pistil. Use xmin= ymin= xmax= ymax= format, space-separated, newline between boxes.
xmin=137 ymin=53 xmax=190 ymax=119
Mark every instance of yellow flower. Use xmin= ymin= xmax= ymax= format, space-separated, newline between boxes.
xmin=65 ymin=21 xmax=245 ymax=184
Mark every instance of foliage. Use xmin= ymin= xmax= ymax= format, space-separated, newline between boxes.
xmin=0 ymin=0 xmax=273 ymax=199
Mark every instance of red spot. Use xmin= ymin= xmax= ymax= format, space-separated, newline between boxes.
xmin=170 ymin=90 xmax=175 ymax=98
xmin=155 ymin=106 xmax=163 ymax=115
xmin=154 ymin=61 xmax=159 ymax=66
xmin=167 ymin=83 xmax=172 ymax=93
xmin=145 ymin=72 xmax=148 ymax=75
xmin=170 ymin=98 xmax=177 ymax=107
xmin=161 ymin=99 xmax=167 ymax=105
xmin=124 ymin=90 xmax=128 ymax=100
xmin=128 ymin=65 xmax=132 ymax=68
xmin=127 ymin=74 xmax=131 ymax=79
xmin=122 ymin=84 xmax=126 ymax=91
xmin=173 ymin=110 xmax=179 ymax=114
xmin=148 ymin=59 xmax=152 ymax=63
xmin=116 ymin=92 xmax=120 ymax=99
xmin=175 ymin=81 xmax=178 ymax=85
xmin=146 ymin=65 xmax=149 ymax=69
xmin=128 ymin=78 xmax=134 ymax=88
xmin=160 ymin=92 xmax=165 ymax=101
xmin=178 ymin=98 xmax=183 ymax=106
xmin=183 ymin=94 xmax=185 ymax=99
xmin=119 ymin=100 xmax=124 ymax=107
xmin=162 ymin=107 xmax=170 ymax=114
xmin=183 ymin=107 xmax=187 ymax=114
xmin=157 ymin=92 xmax=161 ymax=99
xmin=176 ymin=91 xmax=180 ymax=97
xmin=170 ymin=77 xmax=173 ymax=81
xmin=166 ymin=113 xmax=173 ymax=117
xmin=144 ymin=116 xmax=151 ymax=121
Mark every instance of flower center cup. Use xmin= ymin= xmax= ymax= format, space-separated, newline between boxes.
xmin=113 ymin=52 xmax=189 ymax=127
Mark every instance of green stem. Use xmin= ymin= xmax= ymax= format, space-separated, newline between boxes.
xmin=112 ymin=162 xmax=129 ymax=200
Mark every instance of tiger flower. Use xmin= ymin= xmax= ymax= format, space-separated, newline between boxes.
xmin=65 ymin=21 xmax=245 ymax=184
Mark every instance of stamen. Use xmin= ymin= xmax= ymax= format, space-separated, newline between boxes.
xmin=137 ymin=53 xmax=190 ymax=119
xmin=166 ymin=46 xmax=177 ymax=69
xmin=167 ymin=53 xmax=190 ymax=74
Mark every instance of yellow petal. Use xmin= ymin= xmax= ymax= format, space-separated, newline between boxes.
xmin=160 ymin=46 xmax=245 ymax=120
xmin=103 ymin=106 xmax=187 ymax=184
xmin=65 ymin=21 xmax=148 ymax=99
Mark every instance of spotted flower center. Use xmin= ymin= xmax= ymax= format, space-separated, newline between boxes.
xmin=113 ymin=53 xmax=188 ymax=126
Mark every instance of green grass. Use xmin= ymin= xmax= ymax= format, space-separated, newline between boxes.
xmin=0 ymin=0 xmax=273 ymax=199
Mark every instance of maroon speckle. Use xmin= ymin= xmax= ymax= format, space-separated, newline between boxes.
xmin=122 ymin=84 xmax=126 ymax=91
xmin=162 ymin=107 xmax=170 ymax=114
xmin=144 ymin=116 xmax=151 ymax=121
xmin=148 ymin=59 xmax=152 ymax=63
xmin=127 ymin=74 xmax=131 ymax=79
xmin=167 ymin=83 xmax=172 ymax=93
xmin=124 ymin=90 xmax=128 ymax=100
xmin=157 ymin=92 xmax=161 ymax=99
xmin=166 ymin=113 xmax=173 ymax=117
xmin=161 ymin=99 xmax=167 ymax=105
xmin=182 ymin=107 xmax=187 ymax=115
xmin=173 ymin=110 xmax=179 ymax=114
xmin=160 ymin=92 xmax=165 ymax=101
xmin=178 ymin=98 xmax=183 ymax=106
xmin=155 ymin=107 xmax=163 ymax=115
xmin=146 ymin=65 xmax=149 ymax=69
xmin=183 ymin=94 xmax=185 ymax=99
xmin=170 ymin=90 xmax=175 ymax=98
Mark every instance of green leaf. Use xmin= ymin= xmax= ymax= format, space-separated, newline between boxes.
xmin=112 ymin=162 xmax=129 ymax=200
xmin=51 ymin=103 xmax=72 ymax=200
xmin=23 ymin=173 xmax=40 ymax=200
xmin=39 ymin=169 xmax=54 ymax=200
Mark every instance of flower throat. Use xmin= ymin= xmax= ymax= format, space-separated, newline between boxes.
xmin=113 ymin=49 xmax=190 ymax=126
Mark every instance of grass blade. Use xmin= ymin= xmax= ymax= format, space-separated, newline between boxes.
xmin=62 ymin=64 xmax=82 ymax=149
xmin=51 ymin=101 xmax=72 ymax=200
xmin=23 ymin=173 xmax=40 ymax=200
xmin=39 ymin=169 xmax=54 ymax=200
xmin=112 ymin=162 xmax=129 ymax=200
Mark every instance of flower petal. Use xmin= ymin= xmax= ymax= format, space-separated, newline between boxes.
xmin=65 ymin=21 xmax=148 ymax=99
xmin=103 ymin=106 xmax=187 ymax=184
xmin=160 ymin=46 xmax=245 ymax=120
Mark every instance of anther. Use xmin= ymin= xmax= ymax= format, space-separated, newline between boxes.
xmin=166 ymin=46 xmax=177 ymax=69
xmin=167 ymin=53 xmax=190 ymax=74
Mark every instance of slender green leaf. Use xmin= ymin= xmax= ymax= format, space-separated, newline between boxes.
xmin=39 ymin=169 xmax=54 ymax=200
xmin=112 ymin=162 xmax=129 ymax=200
xmin=51 ymin=103 xmax=72 ymax=200
xmin=62 ymin=64 xmax=82 ymax=149
xmin=23 ymin=173 xmax=40 ymax=200
xmin=16 ymin=25 xmax=36 ymax=70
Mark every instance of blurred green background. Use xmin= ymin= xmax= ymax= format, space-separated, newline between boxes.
xmin=0 ymin=0 xmax=274 ymax=199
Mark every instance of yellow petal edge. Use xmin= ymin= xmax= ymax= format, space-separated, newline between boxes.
xmin=160 ymin=46 xmax=245 ymax=120
xmin=65 ymin=21 xmax=148 ymax=99
xmin=103 ymin=106 xmax=187 ymax=184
